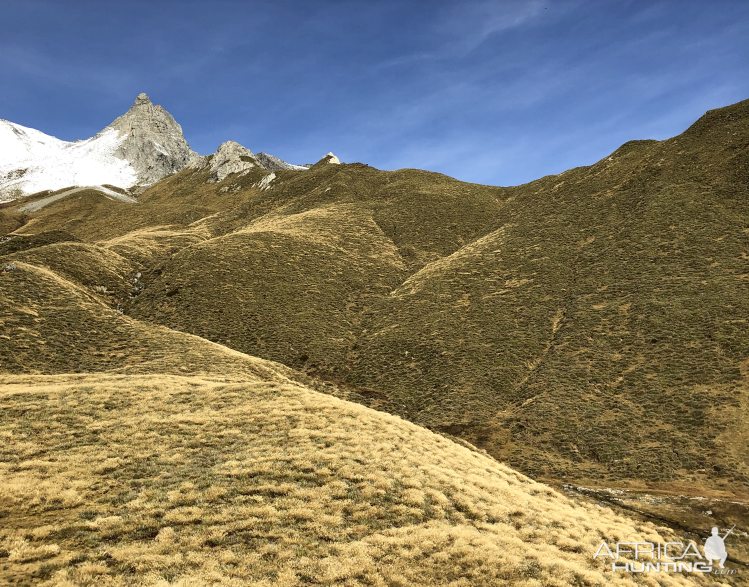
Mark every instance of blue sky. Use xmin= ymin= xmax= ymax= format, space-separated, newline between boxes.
xmin=1 ymin=0 xmax=748 ymax=186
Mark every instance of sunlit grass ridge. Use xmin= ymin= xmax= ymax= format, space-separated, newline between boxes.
xmin=1 ymin=374 xmax=710 ymax=586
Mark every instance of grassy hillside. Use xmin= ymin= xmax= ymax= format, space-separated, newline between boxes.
xmin=108 ymin=97 xmax=749 ymax=487
xmin=346 ymin=98 xmax=749 ymax=487
xmin=0 ymin=207 xmax=24 ymax=235
xmin=6 ymin=165 xmax=268 ymax=242
xmin=1 ymin=99 xmax=748 ymax=578
xmin=1 ymin=247 xmax=720 ymax=584
xmin=0 ymin=372 xmax=715 ymax=586
xmin=0 ymin=258 xmax=293 ymax=380
xmin=127 ymin=204 xmax=408 ymax=374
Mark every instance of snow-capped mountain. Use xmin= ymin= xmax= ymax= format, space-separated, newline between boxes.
xmin=0 ymin=121 xmax=136 ymax=202
xmin=0 ymin=93 xmax=198 ymax=202
xmin=0 ymin=93 xmax=321 ymax=203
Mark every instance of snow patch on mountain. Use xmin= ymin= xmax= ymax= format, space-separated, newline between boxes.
xmin=16 ymin=185 xmax=138 ymax=213
xmin=0 ymin=93 xmax=198 ymax=202
xmin=0 ymin=121 xmax=138 ymax=202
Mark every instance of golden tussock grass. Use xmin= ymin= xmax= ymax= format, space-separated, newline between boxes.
xmin=0 ymin=373 xmax=716 ymax=586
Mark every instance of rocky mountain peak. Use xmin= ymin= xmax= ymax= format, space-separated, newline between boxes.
xmin=0 ymin=93 xmax=314 ymax=200
xmin=105 ymin=93 xmax=199 ymax=186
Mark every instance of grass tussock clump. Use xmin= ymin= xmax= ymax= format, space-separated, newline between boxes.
xmin=0 ymin=374 xmax=711 ymax=586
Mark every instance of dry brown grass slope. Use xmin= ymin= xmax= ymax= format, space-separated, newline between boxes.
xmin=0 ymin=259 xmax=296 ymax=381
xmin=126 ymin=204 xmax=409 ymax=374
xmin=1 ymin=98 xmax=748 ymax=551
xmin=0 ymin=240 xmax=721 ymax=584
xmin=2 ymin=242 xmax=136 ymax=304
xmin=345 ymin=98 xmax=749 ymax=488
xmin=0 ymin=207 xmax=24 ymax=234
xmin=0 ymin=372 xmax=719 ymax=587
xmin=1 ymin=154 xmax=508 ymax=382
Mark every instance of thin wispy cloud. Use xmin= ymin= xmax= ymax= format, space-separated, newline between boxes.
xmin=1 ymin=0 xmax=748 ymax=185
xmin=376 ymin=0 xmax=548 ymax=70
xmin=433 ymin=0 xmax=547 ymax=56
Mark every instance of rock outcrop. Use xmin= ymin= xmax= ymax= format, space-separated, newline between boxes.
xmin=201 ymin=144 xmax=309 ymax=183
xmin=254 ymin=152 xmax=309 ymax=172
xmin=255 ymin=172 xmax=276 ymax=190
xmin=308 ymin=152 xmax=341 ymax=168
xmin=207 ymin=141 xmax=258 ymax=183
xmin=106 ymin=93 xmax=199 ymax=185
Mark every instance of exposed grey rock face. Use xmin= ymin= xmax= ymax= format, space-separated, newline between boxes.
xmin=106 ymin=93 xmax=199 ymax=185
xmin=255 ymin=172 xmax=276 ymax=190
xmin=207 ymin=141 xmax=258 ymax=183
xmin=186 ymin=154 xmax=210 ymax=170
xmin=255 ymin=152 xmax=309 ymax=172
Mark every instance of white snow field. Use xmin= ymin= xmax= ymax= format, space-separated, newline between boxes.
xmin=0 ymin=120 xmax=138 ymax=202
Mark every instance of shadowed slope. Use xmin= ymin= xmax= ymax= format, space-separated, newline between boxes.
xmin=346 ymin=98 xmax=749 ymax=485
xmin=2 ymin=241 xmax=135 ymax=304
xmin=0 ymin=230 xmax=81 ymax=255
xmin=0 ymin=208 xmax=23 ymax=234
xmin=128 ymin=204 xmax=408 ymax=374
xmin=0 ymin=260 xmax=291 ymax=380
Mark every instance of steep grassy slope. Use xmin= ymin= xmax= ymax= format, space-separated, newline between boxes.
xmin=1 ymin=98 xmax=747 ymax=501
xmin=120 ymin=164 xmax=505 ymax=376
xmin=346 ymin=98 xmax=749 ymax=486
xmin=2 ymin=242 xmax=134 ymax=302
xmin=127 ymin=204 xmax=409 ymax=373
xmin=0 ymin=258 xmax=292 ymax=380
xmin=1 ymin=242 xmax=721 ymax=585
xmin=0 ymin=373 xmax=714 ymax=587
xmin=0 ymin=207 xmax=25 ymax=235
xmin=0 ymin=231 xmax=81 ymax=255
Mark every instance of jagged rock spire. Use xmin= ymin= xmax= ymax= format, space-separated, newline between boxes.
xmin=105 ymin=93 xmax=199 ymax=186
